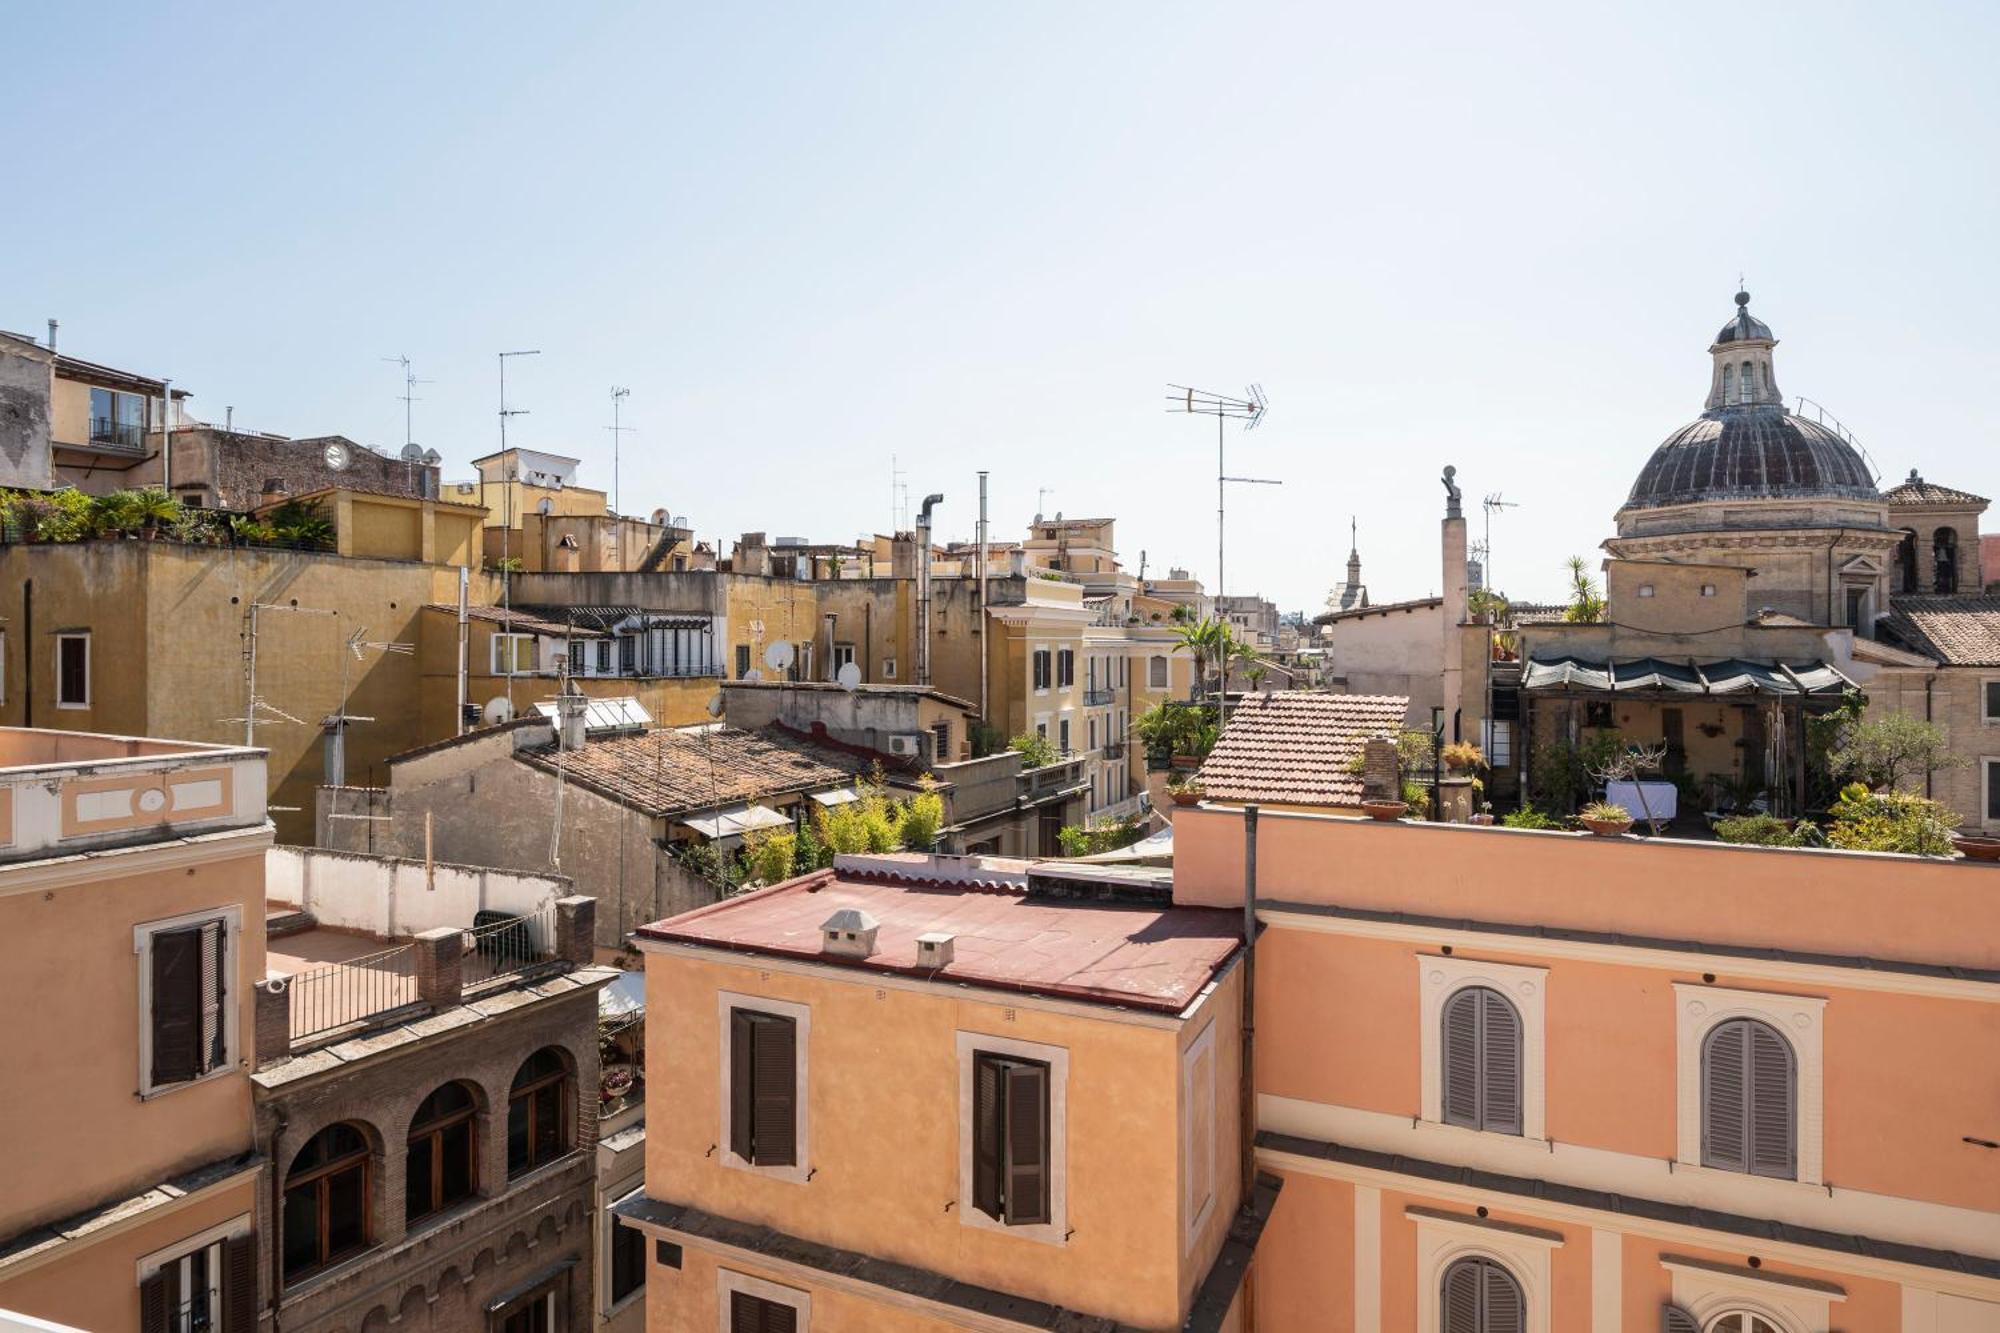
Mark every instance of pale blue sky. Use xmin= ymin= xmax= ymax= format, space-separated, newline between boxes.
xmin=6 ymin=2 xmax=1995 ymax=610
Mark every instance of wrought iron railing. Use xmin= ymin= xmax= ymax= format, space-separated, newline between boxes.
xmin=87 ymin=417 xmax=145 ymax=451
xmin=462 ymin=905 xmax=558 ymax=990
xmin=1083 ymin=687 xmax=1115 ymax=706
xmin=289 ymin=943 xmax=419 ymax=1042
xmin=1101 ymin=741 xmax=1126 ymax=760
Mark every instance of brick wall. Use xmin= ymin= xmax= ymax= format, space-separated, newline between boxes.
xmin=147 ymin=429 xmax=438 ymax=509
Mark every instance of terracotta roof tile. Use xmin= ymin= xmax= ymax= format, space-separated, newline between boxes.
xmin=1882 ymin=475 xmax=1989 ymax=507
xmin=1880 ymin=596 xmax=2000 ymax=667
xmin=518 ymin=725 xmax=868 ymax=818
xmin=422 ymin=603 xmax=602 ymax=637
xmin=1196 ymin=691 xmax=1409 ymax=807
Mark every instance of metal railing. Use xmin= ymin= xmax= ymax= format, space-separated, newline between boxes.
xmin=1083 ymin=687 xmax=1115 ymax=706
xmin=87 ymin=417 xmax=145 ymax=451
xmin=289 ymin=943 xmax=419 ymax=1042
xmin=1101 ymin=741 xmax=1126 ymax=760
xmin=462 ymin=905 xmax=559 ymax=990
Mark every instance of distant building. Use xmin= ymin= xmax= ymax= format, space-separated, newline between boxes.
xmin=1326 ymin=518 xmax=1370 ymax=612
xmin=1196 ymin=691 xmax=1409 ymax=815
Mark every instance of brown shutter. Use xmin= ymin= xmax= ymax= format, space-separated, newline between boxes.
xmin=1481 ymin=1260 xmax=1525 ymax=1333
xmin=1002 ymin=1061 xmax=1049 ymax=1225
xmin=140 ymin=1268 xmax=172 ymax=1333
xmin=748 ymin=1014 xmax=797 ymax=1166
xmin=729 ymin=1008 xmax=755 ymax=1161
xmin=202 ymin=920 xmax=228 ymax=1073
xmin=151 ymin=927 xmax=205 ymax=1086
xmin=972 ymin=1053 xmax=1003 ymax=1218
xmin=224 ymin=1233 xmax=257 ymax=1333
xmin=730 ymin=1291 xmax=797 ymax=1333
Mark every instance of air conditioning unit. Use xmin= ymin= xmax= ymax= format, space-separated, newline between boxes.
xmin=887 ymin=734 xmax=924 ymax=756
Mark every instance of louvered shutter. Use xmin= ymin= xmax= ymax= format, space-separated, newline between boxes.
xmin=1479 ymin=989 xmax=1523 ymax=1135
xmin=730 ymin=1291 xmax=796 ymax=1333
xmin=749 ymin=1015 xmax=797 ymax=1166
xmin=1702 ymin=1020 xmax=1749 ymax=1171
xmin=201 ymin=920 xmax=227 ymax=1073
xmin=151 ymin=926 xmax=205 ymax=1086
xmin=1482 ymin=1261 xmax=1525 ymax=1333
xmin=729 ymin=1009 xmax=755 ymax=1161
xmin=1441 ymin=989 xmax=1481 ymax=1128
xmin=224 ymin=1233 xmax=257 ymax=1333
xmin=1440 ymin=1259 xmax=1482 ymax=1333
xmin=1002 ymin=1061 xmax=1050 ymax=1225
xmin=1662 ymin=1305 xmax=1702 ymax=1333
xmin=1747 ymin=1021 xmax=1797 ymax=1179
xmin=972 ymin=1053 xmax=1003 ymax=1218
xmin=140 ymin=1268 xmax=171 ymax=1333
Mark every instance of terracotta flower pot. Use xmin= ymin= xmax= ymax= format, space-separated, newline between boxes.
xmin=1169 ymin=790 xmax=1203 ymax=808
xmin=1361 ymin=800 xmax=1409 ymax=822
xmin=1468 ymin=813 xmax=1497 ymax=826
xmin=1951 ymin=835 xmax=2000 ymax=863
xmin=1580 ymin=816 xmax=1633 ymax=838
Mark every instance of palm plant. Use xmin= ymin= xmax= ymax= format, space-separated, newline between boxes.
xmin=129 ymin=487 xmax=182 ymax=532
xmin=1560 ymin=556 xmax=1606 ymax=623
xmin=1174 ymin=617 xmax=1233 ymax=698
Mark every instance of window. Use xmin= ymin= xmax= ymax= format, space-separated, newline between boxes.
xmin=719 ymin=1271 xmax=809 ymax=1333
xmin=1182 ymin=1023 xmax=1217 ymax=1251
xmin=89 ymin=385 xmax=148 ymax=448
xmin=1150 ymin=655 xmax=1169 ymax=689
xmin=1056 ymin=648 xmax=1075 ymax=688
xmin=139 ymin=1224 xmax=254 ymax=1333
xmin=497 ymin=1287 xmax=558 ymax=1333
xmin=137 ymin=909 xmax=236 ymax=1095
xmin=596 ymin=640 xmax=613 ymax=674
xmin=1707 ymin=1316 xmax=1781 ymax=1333
xmin=507 ymin=1047 xmax=572 ymax=1177
xmin=1738 ymin=361 xmax=1753 ymax=403
xmin=491 ymin=633 xmax=536 ymax=676
xmin=735 ymin=644 xmax=752 ymax=679
xmin=881 ymin=657 xmax=897 ymax=680
xmin=57 ymin=632 xmax=89 ymax=708
xmin=1701 ymin=1018 xmax=1796 ymax=1178
xmin=931 ymin=720 xmax=951 ymax=762
xmin=1058 ymin=718 xmax=1070 ymax=753
xmin=1897 ymin=529 xmax=1920 ymax=593
xmin=972 ymin=1052 xmax=1050 ymax=1225
xmin=1986 ymin=758 xmax=2000 ymax=825
xmin=1721 ymin=364 xmax=1734 ymax=402
xmin=620 ymin=634 xmax=638 ymax=675
xmin=1440 ymin=1256 xmax=1525 ymax=1333
xmin=832 ymin=642 xmax=855 ymax=673
xmin=1934 ymin=527 xmax=1959 ymax=593
xmin=722 ymin=995 xmax=808 ymax=1181
xmin=1482 ymin=719 xmax=1513 ymax=767
xmin=282 ymin=1123 xmax=371 ymax=1282
xmin=608 ymin=1212 xmax=647 ymax=1306
xmin=1984 ymin=680 xmax=2000 ymax=723
xmin=1441 ymin=985 xmax=1522 ymax=1135
xmin=1032 ymin=649 xmax=1052 ymax=691
xmin=1088 ymin=718 xmax=1096 ymax=751
xmin=1844 ymin=586 xmax=1870 ymax=635
xmin=405 ymin=1082 xmax=478 ymax=1223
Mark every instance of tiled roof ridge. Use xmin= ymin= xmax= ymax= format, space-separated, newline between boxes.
xmin=836 ymin=865 xmax=1028 ymax=895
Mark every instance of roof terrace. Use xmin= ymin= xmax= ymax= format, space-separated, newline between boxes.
xmin=0 ymin=727 xmax=267 ymax=865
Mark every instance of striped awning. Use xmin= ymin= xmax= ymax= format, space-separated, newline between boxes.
xmin=1520 ymin=656 xmax=1852 ymax=697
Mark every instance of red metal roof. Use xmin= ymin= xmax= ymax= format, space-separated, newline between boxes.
xmin=637 ymin=870 xmax=1240 ymax=1013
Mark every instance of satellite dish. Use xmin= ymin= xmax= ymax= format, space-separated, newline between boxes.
xmin=743 ymin=668 xmax=764 ymax=683
xmin=764 ymin=641 xmax=795 ymax=671
xmin=400 ymin=442 xmax=424 ymax=462
xmin=482 ymin=696 xmax=514 ymax=725
xmin=705 ymin=692 xmax=724 ymax=718
xmin=836 ymin=662 xmax=862 ymax=691
xmin=536 ymin=497 xmax=553 ymax=516
xmin=421 ymin=448 xmax=442 ymax=465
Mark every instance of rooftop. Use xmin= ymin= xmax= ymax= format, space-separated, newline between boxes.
xmin=1196 ymin=692 xmax=1409 ymax=808
xmin=1882 ymin=470 xmax=1989 ymax=508
xmin=637 ymin=856 xmax=1241 ymax=1013
xmin=0 ymin=728 xmax=266 ymax=865
xmin=516 ymin=724 xmax=870 ymax=819
xmin=1880 ymin=595 xmax=2000 ymax=667
xmin=423 ymin=602 xmax=605 ymax=637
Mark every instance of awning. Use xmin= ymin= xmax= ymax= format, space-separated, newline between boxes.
xmin=680 ymin=803 xmax=793 ymax=839
xmin=1520 ymin=655 xmax=1853 ymax=697
xmin=599 ymin=970 xmax=645 ymax=1019
xmin=1074 ymin=824 xmax=1174 ymax=864
xmin=534 ymin=696 xmax=654 ymax=732
xmin=808 ymin=786 xmax=862 ymax=808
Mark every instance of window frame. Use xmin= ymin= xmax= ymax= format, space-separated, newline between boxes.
xmin=956 ymin=1030 xmax=1068 ymax=1245
xmin=1662 ymin=1253 xmax=1841 ymax=1333
xmin=506 ymin=1049 xmax=574 ymax=1179
xmin=1439 ymin=984 xmax=1525 ymax=1136
xmin=718 ymin=992 xmax=811 ymax=1184
xmin=606 ymin=1190 xmax=649 ymax=1311
xmin=1148 ymin=655 xmax=1169 ymax=689
xmin=56 ymin=631 xmax=91 ymax=709
xmin=1056 ymin=648 xmax=1075 ymax=689
xmin=1181 ymin=1020 xmax=1218 ymax=1253
xmin=135 ymin=1213 xmax=252 ymax=1333
xmin=1981 ymin=678 xmax=2000 ymax=726
xmin=1984 ymin=755 xmax=2000 ymax=829
xmin=135 ymin=906 xmax=242 ymax=1099
xmin=1417 ymin=954 xmax=1546 ymax=1141
xmin=880 ymin=656 xmax=897 ymax=680
xmin=1674 ymin=984 xmax=1823 ymax=1185
xmin=281 ymin=1124 xmax=373 ymax=1284
xmin=405 ymin=1081 xmax=481 ymax=1224
xmin=1409 ymin=1206 xmax=1558 ymax=1333
xmin=1032 ymin=647 xmax=1052 ymax=693
xmin=717 ymin=1269 xmax=810 ymax=1333
xmin=490 ymin=632 xmax=537 ymax=677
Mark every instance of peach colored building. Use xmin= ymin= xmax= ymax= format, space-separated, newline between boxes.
xmin=620 ymin=853 xmax=1270 ymax=1332
xmin=0 ymin=728 xmax=271 ymax=1333
xmin=1172 ymin=805 xmax=2000 ymax=1332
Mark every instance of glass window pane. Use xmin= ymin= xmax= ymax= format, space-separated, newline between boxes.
xmin=281 ymin=1184 xmax=320 ymax=1277
xmin=405 ymin=1133 xmax=435 ymax=1219
xmin=532 ymin=1082 xmax=564 ymax=1163
xmin=508 ymin=1093 xmax=530 ymax=1173
xmin=441 ymin=1118 xmax=475 ymax=1203
xmin=326 ymin=1166 xmax=366 ymax=1258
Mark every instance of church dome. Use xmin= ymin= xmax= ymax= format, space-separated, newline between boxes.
xmin=1622 ymin=409 xmax=1878 ymax=511
xmin=1715 ymin=289 xmax=1773 ymax=344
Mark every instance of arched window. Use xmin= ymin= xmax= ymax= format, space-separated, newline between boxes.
xmin=1933 ymin=527 xmax=1958 ymax=594
xmin=1441 ymin=986 xmax=1522 ymax=1134
xmin=1440 ymin=1256 xmax=1524 ymax=1333
xmin=508 ymin=1047 xmax=572 ymax=1178
xmin=1702 ymin=1018 xmax=1795 ymax=1178
xmin=282 ymin=1123 xmax=371 ymax=1282
xmin=1897 ymin=529 xmax=1919 ymax=594
xmin=1721 ymin=364 xmax=1734 ymax=402
xmin=1738 ymin=361 xmax=1754 ymax=403
xmin=1709 ymin=1315 xmax=1783 ymax=1333
xmin=407 ymin=1082 xmax=479 ymax=1223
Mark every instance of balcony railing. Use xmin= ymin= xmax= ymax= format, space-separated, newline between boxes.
xmin=288 ymin=943 xmax=419 ymax=1042
xmin=1082 ymin=687 xmax=1114 ymax=706
xmin=462 ymin=905 xmax=559 ymax=989
xmin=1101 ymin=741 xmax=1126 ymax=760
xmin=87 ymin=417 xmax=145 ymax=451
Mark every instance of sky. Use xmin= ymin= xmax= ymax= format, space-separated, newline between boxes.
xmin=5 ymin=2 xmax=1996 ymax=612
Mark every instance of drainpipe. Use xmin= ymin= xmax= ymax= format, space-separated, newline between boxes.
xmin=978 ymin=471 xmax=990 ymax=725
xmin=1240 ymin=804 xmax=1259 ymax=1203
xmin=1925 ymin=673 xmax=1936 ymax=798
xmin=161 ymin=378 xmax=172 ymax=494
xmin=22 ymin=580 xmax=33 ymax=728
xmin=916 ymin=493 xmax=944 ymax=686
xmin=455 ymin=566 xmax=470 ymax=736
xmin=267 ymin=1108 xmax=288 ymax=1333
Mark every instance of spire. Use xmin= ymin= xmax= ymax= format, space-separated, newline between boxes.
xmin=1329 ymin=519 xmax=1368 ymax=612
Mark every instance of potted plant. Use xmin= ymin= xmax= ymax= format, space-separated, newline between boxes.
xmin=1951 ymin=833 xmax=2000 ymax=863
xmin=1579 ymin=800 xmax=1634 ymax=837
xmin=1469 ymin=802 xmax=1497 ymax=827
xmin=1360 ymin=797 xmax=1409 ymax=822
xmin=1166 ymin=775 xmax=1205 ymax=807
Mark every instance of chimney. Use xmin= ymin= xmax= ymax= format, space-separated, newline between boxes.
xmin=1440 ymin=465 xmax=1468 ymax=743
xmin=820 ymin=908 xmax=880 ymax=959
xmin=555 ymin=691 xmax=589 ymax=752
xmin=45 ymin=318 xmax=57 ymax=353
xmin=916 ymin=493 xmax=944 ymax=686
xmin=915 ymin=931 xmax=955 ymax=969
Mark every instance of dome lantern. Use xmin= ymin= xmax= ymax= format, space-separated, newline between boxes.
xmin=1705 ymin=289 xmax=1781 ymax=411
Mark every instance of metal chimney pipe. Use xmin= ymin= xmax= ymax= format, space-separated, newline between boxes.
xmin=976 ymin=472 xmax=989 ymax=724
xmin=915 ymin=493 xmax=944 ymax=686
xmin=45 ymin=319 xmax=57 ymax=352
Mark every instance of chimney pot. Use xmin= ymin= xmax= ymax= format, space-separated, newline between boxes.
xmin=916 ymin=931 xmax=955 ymax=968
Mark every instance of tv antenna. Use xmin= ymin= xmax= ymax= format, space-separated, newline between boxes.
xmin=226 ymin=601 xmax=339 ymax=745
xmin=1036 ymin=487 xmax=1057 ymax=522
xmin=382 ymin=354 xmax=432 ymax=485
xmin=1481 ymin=493 xmax=1518 ymax=594
xmin=496 ymin=349 xmax=541 ymax=690
xmin=608 ymin=385 xmax=634 ymax=567
xmin=317 ymin=626 xmax=415 ymax=786
xmin=1167 ymin=382 xmax=1276 ymax=728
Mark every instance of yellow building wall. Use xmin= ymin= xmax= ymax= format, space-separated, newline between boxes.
xmin=644 ymin=951 xmax=1193 ymax=1329
xmin=340 ymin=493 xmax=423 ymax=561
xmin=647 ymin=1247 xmax=968 ymax=1333
xmin=48 ymin=377 xmax=91 ymax=444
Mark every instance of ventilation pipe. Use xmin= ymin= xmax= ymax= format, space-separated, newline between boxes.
xmin=977 ymin=472 xmax=989 ymax=724
xmin=1240 ymin=804 xmax=1259 ymax=1203
xmin=555 ymin=690 xmax=589 ymax=752
xmin=45 ymin=318 xmax=57 ymax=352
xmin=916 ymin=492 xmax=944 ymax=686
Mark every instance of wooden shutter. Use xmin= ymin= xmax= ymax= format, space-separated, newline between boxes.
xmin=1481 ymin=1260 xmax=1525 ymax=1333
xmin=729 ymin=1009 xmax=756 ymax=1161
xmin=1002 ymin=1061 xmax=1049 ymax=1225
xmin=1441 ymin=989 xmax=1481 ymax=1128
xmin=1479 ymin=989 xmax=1523 ymax=1135
xmin=1662 ymin=1306 xmax=1702 ymax=1333
xmin=972 ymin=1053 xmax=1004 ymax=1218
xmin=140 ymin=1268 xmax=171 ymax=1333
xmin=1747 ymin=1020 xmax=1797 ymax=1178
xmin=224 ymin=1233 xmax=257 ymax=1333
xmin=1702 ymin=1020 xmax=1749 ymax=1171
xmin=730 ymin=1291 xmax=797 ymax=1333
xmin=1441 ymin=1259 xmax=1481 ymax=1333
xmin=749 ymin=1014 xmax=797 ymax=1166
xmin=201 ymin=920 xmax=228 ymax=1074
xmin=151 ymin=926 xmax=205 ymax=1086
